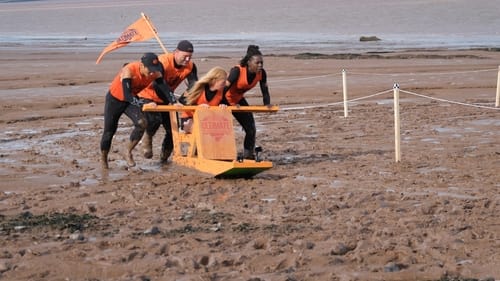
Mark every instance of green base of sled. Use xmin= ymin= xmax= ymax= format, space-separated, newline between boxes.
xmin=215 ymin=166 xmax=272 ymax=179
xmin=173 ymin=156 xmax=273 ymax=178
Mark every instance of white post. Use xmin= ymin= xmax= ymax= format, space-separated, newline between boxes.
xmin=393 ymin=83 xmax=401 ymax=163
xmin=342 ymin=69 xmax=348 ymax=117
xmin=496 ymin=65 xmax=500 ymax=107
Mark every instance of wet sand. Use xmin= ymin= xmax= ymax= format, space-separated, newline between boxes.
xmin=0 ymin=48 xmax=499 ymax=281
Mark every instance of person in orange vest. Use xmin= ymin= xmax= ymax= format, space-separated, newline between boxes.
xmin=100 ymin=52 xmax=170 ymax=169
xmin=180 ymin=66 xmax=228 ymax=133
xmin=224 ymin=45 xmax=271 ymax=159
xmin=137 ymin=40 xmax=198 ymax=164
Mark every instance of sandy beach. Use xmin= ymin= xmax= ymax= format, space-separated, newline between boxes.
xmin=0 ymin=47 xmax=499 ymax=281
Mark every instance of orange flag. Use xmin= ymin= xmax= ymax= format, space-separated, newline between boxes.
xmin=96 ymin=15 xmax=157 ymax=64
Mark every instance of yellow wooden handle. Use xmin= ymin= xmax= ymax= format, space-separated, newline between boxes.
xmin=142 ymin=104 xmax=279 ymax=113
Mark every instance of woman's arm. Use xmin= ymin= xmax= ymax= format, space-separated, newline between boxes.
xmin=259 ymin=69 xmax=271 ymax=105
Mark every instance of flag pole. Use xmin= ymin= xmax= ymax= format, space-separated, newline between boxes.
xmin=141 ymin=12 xmax=169 ymax=54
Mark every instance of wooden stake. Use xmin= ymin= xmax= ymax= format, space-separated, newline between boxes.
xmin=393 ymin=83 xmax=401 ymax=163
xmin=342 ymin=69 xmax=349 ymax=117
xmin=496 ymin=65 xmax=500 ymax=107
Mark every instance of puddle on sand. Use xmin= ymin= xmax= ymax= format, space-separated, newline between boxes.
xmin=330 ymin=180 xmax=343 ymax=188
xmin=405 ymin=188 xmax=481 ymax=201
xmin=436 ymin=191 xmax=479 ymax=200
xmin=416 ymin=166 xmax=451 ymax=174
xmin=432 ymin=127 xmax=455 ymax=133
xmin=294 ymin=175 xmax=325 ymax=181
xmin=420 ymin=138 xmax=440 ymax=144
xmin=467 ymin=118 xmax=500 ymax=127
xmin=431 ymin=118 xmax=500 ymax=136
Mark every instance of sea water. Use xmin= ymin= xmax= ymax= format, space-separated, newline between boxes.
xmin=1 ymin=0 xmax=499 ymax=54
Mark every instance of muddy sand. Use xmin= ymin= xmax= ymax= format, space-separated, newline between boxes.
xmin=0 ymin=48 xmax=499 ymax=281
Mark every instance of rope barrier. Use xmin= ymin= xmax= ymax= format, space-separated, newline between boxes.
xmin=280 ymin=89 xmax=392 ymax=111
xmin=343 ymin=89 xmax=392 ymax=103
xmin=400 ymin=89 xmax=500 ymax=110
xmin=349 ymin=68 xmax=497 ymax=77
xmin=269 ymin=73 xmax=340 ymax=83
xmin=259 ymin=66 xmax=499 ymax=164
xmin=269 ymin=66 xmax=499 ymax=112
xmin=266 ymin=68 xmax=496 ymax=83
xmin=277 ymin=87 xmax=500 ymax=112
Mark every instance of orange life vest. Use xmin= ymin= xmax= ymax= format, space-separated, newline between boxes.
xmin=160 ymin=53 xmax=194 ymax=90
xmin=181 ymin=87 xmax=224 ymax=119
xmin=138 ymin=53 xmax=194 ymax=104
xmin=224 ymin=65 xmax=262 ymax=105
xmin=109 ymin=61 xmax=156 ymax=101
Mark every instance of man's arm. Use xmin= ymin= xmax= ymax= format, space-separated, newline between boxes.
xmin=153 ymin=78 xmax=176 ymax=104
xmin=185 ymin=63 xmax=198 ymax=91
xmin=120 ymin=66 xmax=134 ymax=103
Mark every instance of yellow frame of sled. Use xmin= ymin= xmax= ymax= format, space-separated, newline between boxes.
xmin=142 ymin=104 xmax=279 ymax=178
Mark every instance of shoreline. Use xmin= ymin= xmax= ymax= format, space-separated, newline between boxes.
xmin=2 ymin=45 xmax=499 ymax=56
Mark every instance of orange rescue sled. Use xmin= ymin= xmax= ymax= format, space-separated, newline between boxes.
xmin=142 ymin=104 xmax=279 ymax=178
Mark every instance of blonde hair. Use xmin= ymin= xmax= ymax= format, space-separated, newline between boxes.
xmin=185 ymin=66 xmax=227 ymax=105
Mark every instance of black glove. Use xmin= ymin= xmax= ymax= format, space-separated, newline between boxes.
xmin=130 ymin=97 xmax=146 ymax=107
xmin=167 ymin=91 xmax=177 ymax=104
xmin=178 ymin=94 xmax=187 ymax=105
xmin=154 ymin=82 xmax=177 ymax=104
